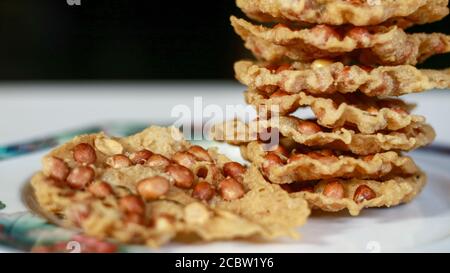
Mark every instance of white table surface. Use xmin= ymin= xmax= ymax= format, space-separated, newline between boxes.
xmin=0 ymin=82 xmax=449 ymax=146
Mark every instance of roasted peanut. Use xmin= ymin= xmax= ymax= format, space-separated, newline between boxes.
xmin=187 ymin=145 xmax=212 ymax=162
xmin=311 ymin=149 xmax=335 ymax=157
xmin=311 ymin=25 xmax=340 ymax=41
xmin=307 ymin=150 xmax=338 ymax=164
xmin=146 ymin=154 xmax=171 ymax=168
xmin=166 ymin=164 xmax=194 ymax=189
xmin=198 ymin=164 xmax=222 ymax=181
xmin=73 ymin=143 xmax=97 ymax=165
xmin=362 ymin=155 xmax=375 ymax=162
xmin=262 ymin=152 xmax=284 ymax=175
xmin=124 ymin=212 xmax=145 ymax=225
xmin=287 ymin=153 xmax=304 ymax=163
xmin=297 ymin=120 xmax=321 ymax=135
xmin=270 ymin=90 xmax=289 ymax=98
xmin=391 ymin=107 xmax=408 ymax=115
xmin=359 ymin=65 xmax=374 ymax=72
xmin=271 ymin=144 xmax=289 ymax=157
xmin=353 ymin=185 xmax=376 ymax=203
xmin=223 ymin=162 xmax=246 ymax=179
xmin=265 ymin=63 xmax=280 ymax=72
xmin=172 ymin=152 xmax=197 ymax=169
xmin=87 ymin=181 xmax=113 ymax=198
xmin=218 ymin=177 xmax=245 ymax=201
xmin=66 ymin=166 xmax=95 ymax=189
xmin=137 ymin=176 xmax=170 ymax=200
xmin=275 ymin=64 xmax=291 ymax=73
xmin=106 ymin=154 xmax=132 ymax=168
xmin=366 ymin=106 xmax=379 ymax=114
xmin=44 ymin=177 xmax=66 ymax=188
xmin=274 ymin=23 xmax=288 ymax=29
xmin=192 ymin=182 xmax=216 ymax=201
xmin=130 ymin=149 xmax=153 ymax=165
xmin=346 ymin=27 xmax=371 ymax=46
xmin=94 ymin=137 xmax=123 ymax=156
xmin=311 ymin=58 xmax=334 ymax=69
xmin=265 ymin=63 xmax=291 ymax=73
xmin=43 ymin=157 xmax=70 ymax=181
xmin=323 ymin=180 xmax=345 ymax=199
xmin=66 ymin=204 xmax=90 ymax=227
xmin=119 ymin=195 xmax=145 ymax=215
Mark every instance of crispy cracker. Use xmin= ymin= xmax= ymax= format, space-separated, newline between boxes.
xmin=235 ymin=60 xmax=450 ymax=97
xmin=245 ymin=88 xmax=425 ymax=134
xmin=31 ymin=126 xmax=310 ymax=247
xmin=290 ymin=172 xmax=427 ymax=216
xmin=231 ymin=17 xmax=450 ymax=65
xmin=236 ymin=0 xmax=449 ymax=27
xmin=210 ymin=117 xmax=435 ymax=155
xmin=241 ymin=141 xmax=419 ymax=183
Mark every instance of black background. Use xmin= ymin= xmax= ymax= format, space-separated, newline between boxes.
xmin=0 ymin=0 xmax=449 ymax=80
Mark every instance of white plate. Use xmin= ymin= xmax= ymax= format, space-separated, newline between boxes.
xmin=1 ymin=145 xmax=449 ymax=253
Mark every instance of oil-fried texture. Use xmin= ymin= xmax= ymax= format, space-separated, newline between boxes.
xmin=235 ymin=60 xmax=450 ymax=97
xmin=240 ymin=141 xmax=419 ymax=183
xmin=231 ymin=17 xmax=450 ymax=65
xmin=210 ymin=117 xmax=435 ymax=155
xmin=236 ymin=0 xmax=449 ymax=27
xmin=218 ymin=165 xmax=310 ymax=238
xmin=31 ymin=173 xmax=268 ymax=247
xmin=31 ymin=126 xmax=310 ymax=247
xmin=290 ymin=172 xmax=427 ymax=216
xmin=245 ymin=89 xmax=425 ymax=134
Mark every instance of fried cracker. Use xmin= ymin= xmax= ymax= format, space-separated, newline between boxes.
xmin=236 ymin=0 xmax=449 ymax=27
xmin=235 ymin=60 xmax=450 ymax=97
xmin=211 ymin=117 xmax=435 ymax=155
xmin=245 ymin=88 xmax=425 ymax=134
xmin=31 ymin=126 xmax=310 ymax=247
xmin=232 ymin=17 xmax=450 ymax=65
xmin=241 ymin=141 xmax=419 ymax=183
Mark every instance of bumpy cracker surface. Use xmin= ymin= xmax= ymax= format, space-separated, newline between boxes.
xmin=32 ymin=173 xmax=273 ymax=247
xmin=31 ymin=126 xmax=310 ymax=247
xmin=219 ymin=165 xmax=310 ymax=238
xmin=236 ymin=0 xmax=449 ymax=27
xmin=240 ymin=141 xmax=420 ymax=183
xmin=211 ymin=117 xmax=435 ymax=155
xmin=289 ymin=172 xmax=427 ymax=216
xmin=231 ymin=17 xmax=450 ymax=65
xmin=245 ymin=88 xmax=425 ymax=134
xmin=236 ymin=60 xmax=450 ymax=97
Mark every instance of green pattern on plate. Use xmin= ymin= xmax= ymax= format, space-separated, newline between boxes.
xmin=0 ymin=212 xmax=120 ymax=252
xmin=0 ymin=201 xmax=5 ymax=210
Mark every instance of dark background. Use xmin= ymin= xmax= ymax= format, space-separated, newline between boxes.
xmin=0 ymin=0 xmax=449 ymax=80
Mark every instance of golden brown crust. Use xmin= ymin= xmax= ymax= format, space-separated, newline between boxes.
xmin=31 ymin=126 xmax=310 ymax=246
xmin=236 ymin=0 xmax=449 ymax=27
xmin=218 ymin=166 xmax=310 ymax=238
xmin=241 ymin=141 xmax=420 ymax=183
xmin=235 ymin=60 xmax=450 ymax=97
xmin=245 ymin=89 xmax=425 ymax=134
xmin=231 ymin=17 xmax=450 ymax=65
xmin=210 ymin=117 xmax=436 ymax=155
xmin=291 ymin=172 xmax=427 ymax=216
